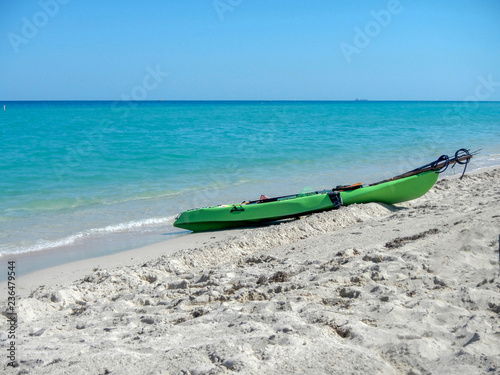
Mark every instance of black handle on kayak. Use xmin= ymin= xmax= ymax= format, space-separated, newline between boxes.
xmin=230 ymin=205 xmax=245 ymax=213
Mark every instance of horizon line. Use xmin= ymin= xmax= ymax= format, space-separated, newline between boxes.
xmin=2 ymin=99 xmax=500 ymax=103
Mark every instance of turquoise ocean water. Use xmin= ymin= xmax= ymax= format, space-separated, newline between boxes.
xmin=1 ymin=101 xmax=499 ymax=275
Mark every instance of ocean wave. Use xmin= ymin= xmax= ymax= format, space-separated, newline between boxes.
xmin=12 ymin=196 xmax=102 ymax=212
xmin=0 ymin=216 xmax=176 ymax=257
xmin=7 ymin=189 xmax=179 ymax=211
xmin=4 ymin=180 xmax=256 ymax=214
xmin=103 ymin=189 xmax=183 ymax=206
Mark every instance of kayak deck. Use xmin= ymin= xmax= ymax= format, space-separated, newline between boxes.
xmin=174 ymin=191 xmax=342 ymax=232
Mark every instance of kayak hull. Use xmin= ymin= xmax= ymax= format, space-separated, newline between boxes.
xmin=174 ymin=192 xmax=341 ymax=232
xmin=173 ymin=171 xmax=439 ymax=232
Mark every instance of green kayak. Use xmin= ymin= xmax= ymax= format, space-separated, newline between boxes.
xmin=173 ymin=149 xmax=474 ymax=232
xmin=173 ymin=171 xmax=439 ymax=232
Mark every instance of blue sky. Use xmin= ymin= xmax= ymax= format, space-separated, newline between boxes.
xmin=1 ymin=0 xmax=500 ymax=100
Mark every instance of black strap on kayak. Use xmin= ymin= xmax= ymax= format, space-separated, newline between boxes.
xmin=328 ymin=191 xmax=343 ymax=209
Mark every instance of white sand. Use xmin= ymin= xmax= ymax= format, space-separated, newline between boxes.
xmin=1 ymin=168 xmax=499 ymax=374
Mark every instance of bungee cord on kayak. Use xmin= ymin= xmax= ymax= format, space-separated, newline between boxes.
xmin=371 ymin=148 xmax=478 ymax=186
xmin=429 ymin=148 xmax=472 ymax=178
xmin=452 ymin=148 xmax=474 ymax=179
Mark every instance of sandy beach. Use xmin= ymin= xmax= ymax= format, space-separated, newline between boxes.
xmin=2 ymin=167 xmax=499 ymax=374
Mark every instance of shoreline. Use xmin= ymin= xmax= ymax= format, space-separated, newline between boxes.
xmin=0 ymin=228 xmax=245 ymax=296
xmin=1 ymin=166 xmax=499 ymax=374
xmin=2 ymin=165 xmax=498 ymax=294
xmin=2 ymin=163 xmax=498 ymax=287
xmin=2 ymin=148 xmax=499 ymax=272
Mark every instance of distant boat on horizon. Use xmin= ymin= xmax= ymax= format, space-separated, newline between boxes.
xmin=354 ymin=98 xmax=368 ymax=101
